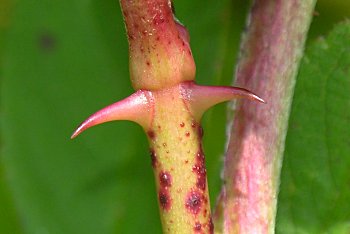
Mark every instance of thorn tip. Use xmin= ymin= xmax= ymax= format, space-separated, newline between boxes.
xmin=70 ymin=90 xmax=152 ymax=139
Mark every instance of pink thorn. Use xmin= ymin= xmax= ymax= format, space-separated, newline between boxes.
xmin=180 ymin=82 xmax=265 ymax=119
xmin=71 ymin=90 xmax=153 ymax=139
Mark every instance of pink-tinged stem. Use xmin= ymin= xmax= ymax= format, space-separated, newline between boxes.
xmin=218 ymin=1 xmax=316 ymax=233
xmin=119 ymin=0 xmax=195 ymax=90
xmin=71 ymin=82 xmax=264 ymax=234
xmin=73 ymin=0 xmax=267 ymax=233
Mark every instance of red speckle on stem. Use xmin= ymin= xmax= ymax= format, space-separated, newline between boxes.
xmin=194 ymin=222 xmax=202 ymax=232
xmin=128 ymin=34 xmax=135 ymax=41
xmin=208 ymin=217 xmax=214 ymax=234
xmin=185 ymin=131 xmax=190 ymax=137
xmin=180 ymin=122 xmax=185 ymax=127
xmin=185 ymin=191 xmax=202 ymax=215
xmin=148 ymin=130 xmax=156 ymax=139
xmin=159 ymin=171 xmax=172 ymax=187
xmin=122 ymin=10 xmax=127 ymax=17
xmin=149 ymin=149 xmax=157 ymax=168
xmin=192 ymin=148 xmax=207 ymax=191
xmin=159 ymin=189 xmax=171 ymax=211
xmin=197 ymin=126 xmax=204 ymax=139
xmin=203 ymin=209 xmax=207 ymax=217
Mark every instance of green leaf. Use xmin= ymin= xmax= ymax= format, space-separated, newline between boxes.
xmin=277 ymin=21 xmax=350 ymax=233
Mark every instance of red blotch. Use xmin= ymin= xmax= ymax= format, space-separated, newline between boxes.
xmin=159 ymin=171 xmax=172 ymax=187
xmin=185 ymin=191 xmax=202 ymax=215
xmin=203 ymin=196 xmax=208 ymax=205
xmin=208 ymin=217 xmax=214 ymax=234
xmin=128 ymin=33 xmax=135 ymax=41
xmin=149 ymin=149 xmax=157 ymax=168
xmin=147 ymin=130 xmax=156 ymax=139
xmin=194 ymin=222 xmax=202 ymax=232
xmin=203 ymin=209 xmax=208 ymax=217
xmin=197 ymin=126 xmax=204 ymax=139
xmin=159 ymin=189 xmax=171 ymax=211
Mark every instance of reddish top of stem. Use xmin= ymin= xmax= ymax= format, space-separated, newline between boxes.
xmin=120 ymin=0 xmax=196 ymax=90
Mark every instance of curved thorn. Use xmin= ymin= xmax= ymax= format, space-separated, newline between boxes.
xmin=180 ymin=82 xmax=265 ymax=119
xmin=71 ymin=90 xmax=153 ymax=139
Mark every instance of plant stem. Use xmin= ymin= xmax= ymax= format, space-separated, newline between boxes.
xmin=146 ymin=84 xmax=213 ymax=234
xmin=119 ymin=1 xmax=212 ymax=232
xmin=73 ymin=1 xmax=265 ymax=233
xmin=71 ymin=81 xmax=263 ymax=233
xmin=217 ymin=1 xmax=316 ymax=233
xmin=119 ymin=0 xmax=195 ymax=90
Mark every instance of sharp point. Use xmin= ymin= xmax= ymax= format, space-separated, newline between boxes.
xmin=70 ymin=131 xmax=79 ymax=139
xmin=226 ymin=86 xmax=266 ymax=104
xmin=69 ymin=90 xmax=151 ymax=140
xmin=70 ymin=123 xmax=85 ymax=139
xmin=250 ymin=93 xmax=266 ymax=104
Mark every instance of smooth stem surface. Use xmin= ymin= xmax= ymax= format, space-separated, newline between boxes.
xmin=218 ymin=1 xmax=316 ymax=233
xmin=146 ymin=85 xmax=213 ymax=234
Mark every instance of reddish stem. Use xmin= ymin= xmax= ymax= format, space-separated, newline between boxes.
xmin=120 ymin=0 xmax=195 ymax=90
xmin=217 ymin=1 xmax=316 ymax=233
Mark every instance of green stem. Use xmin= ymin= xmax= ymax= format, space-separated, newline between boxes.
xmin=146 ymin=84 xmax=213 ymax=233
xmin=71 ymin=82 xmax=263 ymax=233
xmin=119 ymin=1 xmax=212 ymax=232
xmin=217 ymin=1 xmax=316 ymax=233
xmin=73 ymin=1 xmax=265 ymax=233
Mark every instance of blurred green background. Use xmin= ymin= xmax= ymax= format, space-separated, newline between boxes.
xmin=0 ymin=0 xmax=349 ymax=233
